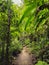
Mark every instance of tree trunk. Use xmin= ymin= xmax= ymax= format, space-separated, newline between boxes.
xmin=5 ymin=0 xmax=11 ymax=65
xmin=1 ymin=42 xmax=5 ymax=65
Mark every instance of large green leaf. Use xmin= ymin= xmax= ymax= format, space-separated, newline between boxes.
xmin=19 ymin=2 xmax=37 ymax=25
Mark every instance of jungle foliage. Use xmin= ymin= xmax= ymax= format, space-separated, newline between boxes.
xmin=0 ymin=0 xmax=49 ymax=65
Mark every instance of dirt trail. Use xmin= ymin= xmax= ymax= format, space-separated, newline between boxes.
xmin=12 ymin=47 xmax=36 ymax=65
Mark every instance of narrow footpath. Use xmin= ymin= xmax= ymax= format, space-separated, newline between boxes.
xmin=12 ymin=47 xmax=37 ymax=65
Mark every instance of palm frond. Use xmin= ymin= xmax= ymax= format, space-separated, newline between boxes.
xmin=34 ymin=11 xmax=49 ymax=30
xmin=19 ymin=3 xmax=37 ymax=25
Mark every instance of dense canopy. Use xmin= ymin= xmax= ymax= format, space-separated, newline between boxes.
xmin=0 ymin=0 xmax=49 ymax=65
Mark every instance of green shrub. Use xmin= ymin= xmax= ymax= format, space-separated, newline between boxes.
xmin=9 ymin=38 xmax=23 ymax=54
xmin=35 ymin=61 xmax=48 ymax=65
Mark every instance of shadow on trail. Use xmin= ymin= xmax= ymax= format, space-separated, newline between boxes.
xmin=12 ymin=47 xmax=37 ymax=65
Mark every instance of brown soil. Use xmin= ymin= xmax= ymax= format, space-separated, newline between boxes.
xmin=12 ymin=47 xmax=37 ymax=65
